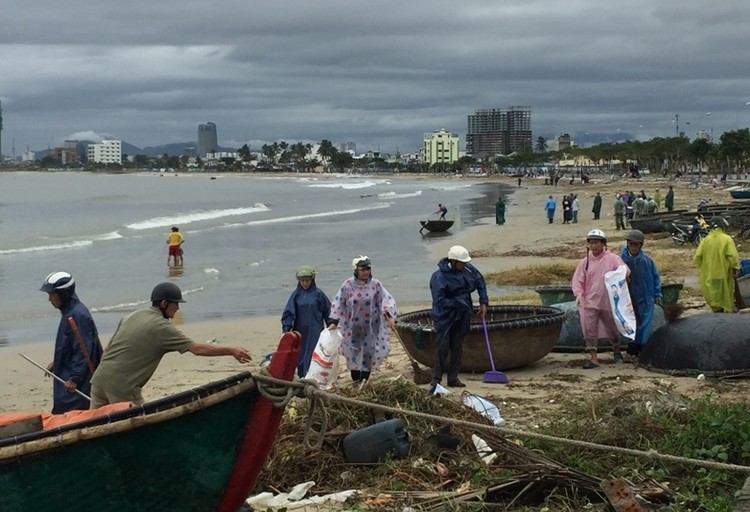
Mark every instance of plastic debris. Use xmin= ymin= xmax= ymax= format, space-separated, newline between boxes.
xmin=471 ymin=434 xmax=497 ymax=465
xmin=246 ymin=481 xmax=357 ymax=510
xmin=462 ymin=392 xmax=505 ymax=426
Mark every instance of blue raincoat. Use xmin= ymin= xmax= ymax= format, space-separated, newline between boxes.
xmin=281 ymin=280 xmax=332 ymax=377
xmin=620 ymin=246 xmax=662 ymax=346
xmin=429 ymin=258 xmax=489 ymax=344
xmin=52 ymin=295 xmax=103 ymax=413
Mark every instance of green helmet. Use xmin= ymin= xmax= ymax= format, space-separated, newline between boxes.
xmin=295 ymin=265 xmax=315 ymax=279
xmin=625 ymin=229 xmax=645 ymax=243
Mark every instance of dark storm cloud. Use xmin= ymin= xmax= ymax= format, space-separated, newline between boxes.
xmin=1 ymin=0 xmax=749 ymax=153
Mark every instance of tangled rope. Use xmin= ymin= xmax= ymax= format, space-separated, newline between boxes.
xmin=252 ymin=373 xmax=750 ymax=474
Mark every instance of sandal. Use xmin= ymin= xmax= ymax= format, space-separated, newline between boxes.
xmin=612 ymin=353 xmax=624 ymax=363
xmin=582 ymin=360 xmax=599 ymax=369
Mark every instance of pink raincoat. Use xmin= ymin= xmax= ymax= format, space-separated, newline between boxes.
xmin=572 ymin=248 xmax=627 ymax=340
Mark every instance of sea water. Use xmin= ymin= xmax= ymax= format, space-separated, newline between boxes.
xmin=0 ymin=171 xmax=510 ymax=346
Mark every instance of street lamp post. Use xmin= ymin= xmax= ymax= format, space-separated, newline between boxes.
xmin=736 ymin=102 xmax=750 ymax=129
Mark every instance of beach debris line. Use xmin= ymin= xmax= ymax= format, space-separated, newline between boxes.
xmin=256 ymin=379 xmax=675 ymax=510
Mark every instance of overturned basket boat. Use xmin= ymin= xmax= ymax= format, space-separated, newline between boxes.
xmin=0 ymin=332 xmax=301 ymax=512
xmin=395 ymin=305 xmax=565 ymax=371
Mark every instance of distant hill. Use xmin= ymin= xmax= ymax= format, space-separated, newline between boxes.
xmin=34 ymin=141 xmax=236 ymax=159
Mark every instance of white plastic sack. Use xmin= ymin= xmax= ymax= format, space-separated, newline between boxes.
xmin=604 ymin=265 xmax=637 ymax=340
xmin=462 ymin=393 xmax=505 ymax=427
xmin=471 ymin=434 xmax=497 ymax=465
xmin=304 ymin=328 xmax=342 ymax=389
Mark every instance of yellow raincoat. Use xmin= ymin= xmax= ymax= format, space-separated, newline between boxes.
xmin=693 ymin=228 xmax=740 ymax=312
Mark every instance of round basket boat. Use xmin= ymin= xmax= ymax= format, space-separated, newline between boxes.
xmin=395 ymin=305 xmax=565 ymax=371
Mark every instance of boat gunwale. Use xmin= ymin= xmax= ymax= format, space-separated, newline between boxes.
xmin=0 ymin=372 xmax=255 ymax=458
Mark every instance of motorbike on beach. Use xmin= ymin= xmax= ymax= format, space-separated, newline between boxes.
xmin=671 ymin=222 xmax=707 ymax=246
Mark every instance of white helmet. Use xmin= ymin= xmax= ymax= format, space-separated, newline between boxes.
xmin=586 ymin=229 xmax=607 ymax=242
xmin=447 ymin=245 xmax=471 ymax=262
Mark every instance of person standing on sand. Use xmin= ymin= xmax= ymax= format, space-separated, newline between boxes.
xmin=571 ymin=195 xmax=580 ymax=223
xmin=281 ymin=265 xmax=333 ymax=377
xmin=544 ymin=195 xmax=556 ymax=223
xmin=562 ymin=195 xmax=571 ymax=224
xmin=572 ymin=229 xmax=627 ymax=369
xmin=90 ymin=282 xmax=251 ymax=408
xmin=619 ymin=230 xmax=662 ymax=359
xmin=429 ymin=246 xmax=488 ymax=388
xmin=693 ymin=217 xmax=740 ymax=313
xmin=329 ymin=256 xmax=397 ymax=385
xmin=592 ymin=192 xmax=602 ymax=220
xmin=40 ymin=271 xmax=103 ymax=413
xmin=495 ymin=197 xmax=506 ymax=225
xmin=654 ymin=188 xmax=662 ymax=209
xmin=614 ymin=195 xmax=626 ymax=230
xmin=166 ymin=226 xmax=184 ymax=266
xmin=664 ymin=186 xmax=675 ymax=212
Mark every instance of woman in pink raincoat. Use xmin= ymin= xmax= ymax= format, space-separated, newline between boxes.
xmin=572 ymin=229 xmax=628 ymax=369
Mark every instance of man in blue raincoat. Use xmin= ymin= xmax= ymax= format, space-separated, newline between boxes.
xmin=281 ymin=265 xmax=333 ymax=377
xmin=40 ymin=271 xmax=103 ymax=413
xmin=429 ymin=246 xmax=488 ymax=388
xmin=619 ymin=230 xmax=662 ymax=358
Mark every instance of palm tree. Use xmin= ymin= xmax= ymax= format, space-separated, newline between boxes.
xmin=535 ymin=136 xmax=547 ymax=153
xmin=317 ymin=140 xmax=337 ymax=172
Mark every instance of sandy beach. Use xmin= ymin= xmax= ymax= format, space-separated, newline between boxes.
xmin=4 ymin=172 xmax=750 ymax=427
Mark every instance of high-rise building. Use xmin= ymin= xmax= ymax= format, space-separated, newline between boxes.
xmin=87 ymin=140 xmax=122 ymax=164
xmin=466 ymin=106 xmax=532 ymax=157
xmin=423 ymin=129 xmax=460 ymax=166
xmin=198 ymin=122 xmax=218 ymax=157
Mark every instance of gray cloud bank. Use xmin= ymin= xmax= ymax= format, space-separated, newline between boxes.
xmin=2 ymin=1 xmax=749 ymax=154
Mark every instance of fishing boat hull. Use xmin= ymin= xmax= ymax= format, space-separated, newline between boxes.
xmin=0 ymin=332 xmax=301 ymax=512
xmin=419 ymin=219 xmax=454 ymax=233
xmin=395 ymin=305 xmax=564 ymax=371
xmin=730 ymin=190 xmax=750 ymax=200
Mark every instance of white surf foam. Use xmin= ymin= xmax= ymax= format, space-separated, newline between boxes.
xmin=307 ymin=180 xmax=390 ymax=190
xmin=220 ymin=203 xmax=391 ymax=229
xmin=126 ymin=204 xmax=270 ymax=230
xmin=377 ymin=190 xmax=423 ymax=199
xmin=0 ymin=240 xmax=93 ymax=255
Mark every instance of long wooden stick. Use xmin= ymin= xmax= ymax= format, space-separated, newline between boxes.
xmin=67 ymin=317 xmax=97 ymax=375
xmin=19 ymin=352 xmax=91 ymax=402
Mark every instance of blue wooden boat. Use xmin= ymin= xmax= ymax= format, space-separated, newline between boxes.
xmin=730 ymin=189 xmax=750 ymax=200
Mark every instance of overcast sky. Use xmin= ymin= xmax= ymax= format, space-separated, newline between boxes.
xmin=2 ymin=1 xmax=749 ymax=155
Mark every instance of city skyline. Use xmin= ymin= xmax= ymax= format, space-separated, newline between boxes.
xmin=2 ymin=1 xmax=750 ymax=155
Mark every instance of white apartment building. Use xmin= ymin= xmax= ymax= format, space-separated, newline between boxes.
xmin=423 ymin=129 xmax=459 ymax=166
xmin=87 ymin=140 xmax=122 ymax=164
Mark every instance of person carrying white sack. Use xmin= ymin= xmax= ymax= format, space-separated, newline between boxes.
xmin=572 ymin=229 xmax=628 ymax=369
xmin=329 ymin=255 xmax=397 ymax=384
